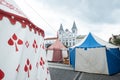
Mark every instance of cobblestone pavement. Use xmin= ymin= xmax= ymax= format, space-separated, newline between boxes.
xmin=48 ymin=62 xmax=120 ymax=80
xmin=49 ymin=68 xmax=79 ymax=80
xmin=79 ymin=72 xmax=120 ymax=80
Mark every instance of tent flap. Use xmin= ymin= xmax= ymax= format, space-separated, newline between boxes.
xmin=106 ymin=49 xmax=120 ymax=75
xmin=52 ymin=49 xmax=63 ymax=62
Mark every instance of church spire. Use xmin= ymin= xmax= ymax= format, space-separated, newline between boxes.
xmin=58 ymin=24 xmax=64 ymax=34
xmin=72 ymin=21 xmax=77 ymax=33
xmin=59 ymin=24 xmax=64 ymax=31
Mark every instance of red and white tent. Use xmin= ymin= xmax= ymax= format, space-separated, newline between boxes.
xmin=46 ymin=39 xmax=68 ymax=62
xmin=0 ymin=0 xmax=51 ymax=80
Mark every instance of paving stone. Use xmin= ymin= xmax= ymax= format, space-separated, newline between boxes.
xmin=49 ymin=68 xmax=79 ymax=80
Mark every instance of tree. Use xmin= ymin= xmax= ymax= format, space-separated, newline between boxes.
xmin=114 ymin=38 xmax=120 ymax=46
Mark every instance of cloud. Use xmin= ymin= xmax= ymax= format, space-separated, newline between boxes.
xmin=15 ymin=0 xmax=120 ymax=41
xmin=38 ymin=0 xmax=120 ymax=39
xmin=83 ymin=0 xmax=120 ymax=24
xmin=38 ymin=0 xmax=120 ymax=24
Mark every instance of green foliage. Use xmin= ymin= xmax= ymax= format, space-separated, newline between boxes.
xmin=114 ymin=38 xmax=120 ymax=46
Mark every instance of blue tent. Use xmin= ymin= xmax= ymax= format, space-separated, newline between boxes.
xmin=69 ymin=33 xmax=120 ymax=75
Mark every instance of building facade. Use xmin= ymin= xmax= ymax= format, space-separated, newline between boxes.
xmin=44 ymin=22 xmax=85 ymax=48
xmin=58 ymin=22 xmax=78 ymax=47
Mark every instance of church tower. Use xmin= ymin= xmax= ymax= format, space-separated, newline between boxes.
xmin=57 ymin=22 xmax=78 ymax=47
xmin=71 ymin=21 xmax=77 ymax=38
xmin=72 ymin=21 xmax=77 ymax=34
xmin=58 ymin=24 xmax=64 ymax=34
xmin=58 ymin=24 xmax=64 ymax=42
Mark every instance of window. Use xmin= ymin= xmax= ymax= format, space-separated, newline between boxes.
xmin=73 ymin=39 xmax=75 ymax=41
xmin=69 ymin=42 xmax=71 ymax=46
xmin=66 ymin=42 xmax=68 ymax=46
xmin=73 ymin=42 xmax=75 ymax=45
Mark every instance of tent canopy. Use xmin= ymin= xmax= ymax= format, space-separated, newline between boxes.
xmin=48 ymin=39 xmax=67 ymax=50
xmin=78 ymin=33 xmax=104 ymax=48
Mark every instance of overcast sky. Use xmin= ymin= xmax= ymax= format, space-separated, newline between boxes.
xmin=15 ymin=0 xmax=120 ymax=41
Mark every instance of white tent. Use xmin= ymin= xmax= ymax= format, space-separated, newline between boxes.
xmin=0 ymin=0 xmax=51 ymax=80
xmin=69 ymin=33 xmax=120 ymax=75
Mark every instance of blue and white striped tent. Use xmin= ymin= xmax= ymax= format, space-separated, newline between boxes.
xmin=69 ymin=33 xmax=120 ymax=75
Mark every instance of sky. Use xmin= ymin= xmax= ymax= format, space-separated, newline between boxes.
xmin=15 ymin=0 xmax=120 ymax=42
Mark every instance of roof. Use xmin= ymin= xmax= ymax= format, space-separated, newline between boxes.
xmin=76 ymin=35 xmax=86 ymax=39
xmin=48 ymin=39 xmax=66 ymax=50
xmin=44 ymin=37 xmax=57 ymax=40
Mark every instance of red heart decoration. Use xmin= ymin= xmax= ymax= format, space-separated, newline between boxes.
xmin=17 ymin=39 xmax=23 ymax=45
xmin=12 ymin=33 xmax=17 ymax=40
xmin=0 ymin=69 xmax=4 ymax=79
